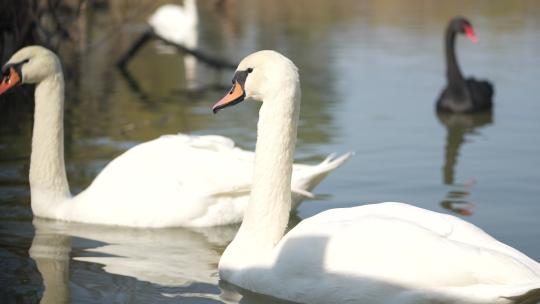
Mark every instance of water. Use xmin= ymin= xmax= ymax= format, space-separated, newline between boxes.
xmin=1 ymin=0 xmax=540 ymax=302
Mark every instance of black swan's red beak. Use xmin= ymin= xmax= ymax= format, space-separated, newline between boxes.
xmin=464 ymin=25 xmax=478 ymax=43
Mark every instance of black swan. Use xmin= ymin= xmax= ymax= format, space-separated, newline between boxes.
xmin=436 ymin=17 xmax=494 ymax=113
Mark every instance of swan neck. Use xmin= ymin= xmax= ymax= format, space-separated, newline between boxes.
xmin=225 ymin=79 xmax=301 ymax=258
xmin=30 ymin=72 xmax=71 ymax=217
xmin=445 ymin=28 xmax=465 ymax=87
xmin=184 ymin=0 xmax=198 ymax=22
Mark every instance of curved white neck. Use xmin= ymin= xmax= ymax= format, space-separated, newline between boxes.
xmin=30 ymin=72 xmax=71 ymax=218
xmin=221 ymin=77 xmax=301 ymax=267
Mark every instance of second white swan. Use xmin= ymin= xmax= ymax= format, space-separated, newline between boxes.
xmin=0 ymin=46 xmax=350 ymax=227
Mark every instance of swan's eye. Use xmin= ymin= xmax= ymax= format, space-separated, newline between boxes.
xmin=247 ymin=68 xmax=253 ymax=73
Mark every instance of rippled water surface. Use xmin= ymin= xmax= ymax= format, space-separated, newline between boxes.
xmin=1 ymin=0 xmax=540 ymax=303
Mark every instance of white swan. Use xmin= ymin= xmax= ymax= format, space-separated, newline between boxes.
xmin=148 ymin=1 xmax=198 ymax=47
xmin=148 ymin=1 xmax=199 ymax=88
xmin=214 ymin=50 xmax=540 ymax=304
xmin=0 ymin=46 xmax=350 ymax=227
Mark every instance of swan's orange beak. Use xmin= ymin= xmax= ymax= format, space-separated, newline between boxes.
xmin=464 ymin=25 xmax=478 ymax=43
xmin=212 ymin=80 xmax=246 ymax=114
xmin=0 ymin=67 xmax=21 ymax=96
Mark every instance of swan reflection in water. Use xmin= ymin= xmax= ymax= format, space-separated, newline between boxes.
xmin=29 ymin=218 xmax=296 ymax=303
xmin=437 ymin=112 xmax=493 ymax=215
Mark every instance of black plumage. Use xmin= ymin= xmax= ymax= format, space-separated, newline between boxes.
xmin=436 ymin=17 xmax=494 ymax=113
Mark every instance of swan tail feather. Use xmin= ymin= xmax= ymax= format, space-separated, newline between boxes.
xmin=321 ymin=153 xmax=337 ymax=165
xmin=291 ymin=187 xmax=315 ymax=199
xmin=289 ymin=152 xmax=352 ymax=210
xmin=207 ymin=152 xmax=350 ymax=211
xmin=294 ymin=152 xmax=353 ymax=192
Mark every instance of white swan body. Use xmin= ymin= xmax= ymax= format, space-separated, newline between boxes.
xmin=215 ymin=50 xmax=540 ymax=304
xmin=147 ymin=1 xmax=199 ymax=88
xmin=148 ymin=1 xmax=198 ymax=47
xmin=0 ymin=46 xmax=350 ymax=227
xmin=225 ymin=202 xmax=540 ymax=304
xmin=70 ymin=134 xmax=349 ymax=227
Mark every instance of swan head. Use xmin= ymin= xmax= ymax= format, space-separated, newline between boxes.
xmin=0 ymin=46 xmax=62 ymax=95
xmin=449 ymin=17 xmax=478 ymax=43
xmin=212 ymin=50 xmax=299 ymax=113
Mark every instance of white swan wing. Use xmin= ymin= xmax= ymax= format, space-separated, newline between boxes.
xmin=74 ymin=134 xmax=253 ymax=227
xmin=71 ymin=134 xmax=348 ymax=227
xmin=88 ymin=133 xmax=243 ymax=191
xmin=248 ymin=203 xmax=540 ymax=303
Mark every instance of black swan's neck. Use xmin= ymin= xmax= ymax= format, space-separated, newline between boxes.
xmin=445 ymin=28 xmax=465 ymax=87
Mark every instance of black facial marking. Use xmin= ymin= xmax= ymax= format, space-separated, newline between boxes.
xmin=1 ymin=59 xmax=29 ymax=78
xmin=232 ymin=69 xmax=251 ymax=88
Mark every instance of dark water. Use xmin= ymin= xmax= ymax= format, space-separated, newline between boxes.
xmin=1 ymin=0 xmax=539 ymax=303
